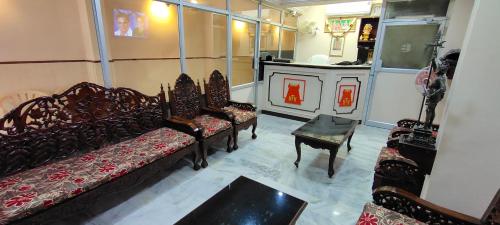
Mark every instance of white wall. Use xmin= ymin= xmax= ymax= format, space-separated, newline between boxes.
xmin=295 ymin=5 xmax=361 ymax=64
xmin=424 ymin=0 xmax=500 ymax=218
xmin=441 ymin=0 xmax=475 ymax=56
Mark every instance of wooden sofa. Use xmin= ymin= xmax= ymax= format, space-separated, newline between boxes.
xmin=203 ymin=70 xmax=257 ymax=150
xmin=0 ymin=82 xmax=200 ymax=224
xmin=356 ymin=186 xmax=500 ymax=225
xmin=373 ymin=119 xmax=440 ymax=195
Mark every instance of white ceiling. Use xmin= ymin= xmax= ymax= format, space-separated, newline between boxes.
xmin=265 ymin=0 xmax=369 ymax=8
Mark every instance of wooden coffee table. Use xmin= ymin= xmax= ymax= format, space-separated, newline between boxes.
xmin=175 ymin=176 xmax=307 ymax=225
xmin=292 ymin=114 xmax=357 ymax=178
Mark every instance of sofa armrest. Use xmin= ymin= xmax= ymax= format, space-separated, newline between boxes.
xmin=228 ymin=100 xmax=256 ymax=112
xmin=201 ymin=107 xmax=234 ymax=122
xmin=396 ymin=118 xmax=439 ymax=131
xmin=373 ymin=186 xmax=481 ymax=225
xmin=396 ymin=119 xmax=421 ymax=128
xmin=164 ymin=116 xmax=202 ymax=139
xmin=375 ymin=159 xmax=425 ymax=195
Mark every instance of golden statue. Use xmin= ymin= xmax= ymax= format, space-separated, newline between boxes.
xmin=362 ymin=24 xmax=373 ymax=41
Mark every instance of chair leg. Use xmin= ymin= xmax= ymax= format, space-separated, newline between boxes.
xmin=227 ymin=133 xmax=233 ymax=153
xmin=251 ymin=121 xmax=257 ymax=139
xmin=199 ymin=141 xmax=208 ymax=168
xmin=192 ymin=151 xmax=201 ymax=171
xmin=233 ymin=129 xmax=239 ymax=150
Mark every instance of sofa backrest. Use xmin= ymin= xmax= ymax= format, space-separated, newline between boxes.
xmin=167 ymin=73 xmax=202 ymax=120
xmin=0 ymin=82 xmax=168 ymax=178
xmin=481 ymin=188 xmax=500 ymax=225
xmin=204 ymin=70 xmax=230 ymax=109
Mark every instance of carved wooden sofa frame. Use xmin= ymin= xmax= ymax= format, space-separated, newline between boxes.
xmin=168 ymin=73 xmax=234 ymax=169
xmin=373 ymin=118 xmax=440 ymax=195
xmin=0 ymin=82 xmax=200 ymax=224
xmin=372 ymin=186 xmax=500 ymax=225
xmin=204 ymin=70 xmax=257 ymax=150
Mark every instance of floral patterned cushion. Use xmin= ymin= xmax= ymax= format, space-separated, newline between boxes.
xmin=222 ymin=106 xmax=256 ymax=124
xmin=374 ymin=147 xmax=416 ymax=171
xmin=357 ymin=203 xmax=425 ymax=225
xmin=193 ymin=115 xmax=232 ymax=138
xmin=0 ymin=127 xmax=195 ymax=224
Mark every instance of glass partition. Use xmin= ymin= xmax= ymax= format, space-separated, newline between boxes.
xmin=184 ymin=0 xmax=226 ymax=10
xmin=260 ymin=24 xmax=280 ymax=58
xmin=280 ymin=29 xmax=296 ymax=59
xmin=101 ymin=0 xmax=181 ymax=96
xmin=380 ymin=24 xmax=440 ymax=69
xmin=385 ymin=0 xmax=450 ymax=19
xmin=262 ymin=5 xmax=281 ymax=23
xmin=231 ymin=0 xmax=259 ymax=18
xmin=232 ymin=20 xmax=257 ymax=86
xmin=0 ymin=0 xmax=103 ymax=117
xmin=184 ymin=7 xmax=227 ymax=84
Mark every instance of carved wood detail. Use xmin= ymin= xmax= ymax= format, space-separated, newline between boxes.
xmin=0 ymin=82 xmax=167 ymax=178
xmin=204 ymin=70 xmax=230 ymax=109
xmin=168 ymin=73 xmax=202 ymax=120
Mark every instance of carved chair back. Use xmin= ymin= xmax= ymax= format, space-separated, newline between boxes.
xmin=0 ymin=82 xmax=168 ymax=178
xmin=482 ymin=188 xmax=500 ymax=225
xmin=204 ymin=70 xmax=230 ymax=109
xmin=168 ymin=73 xmax=203 ymax=120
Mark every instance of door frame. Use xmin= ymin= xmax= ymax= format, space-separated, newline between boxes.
xmin=362 ymin=2 xmax=448 ymax=129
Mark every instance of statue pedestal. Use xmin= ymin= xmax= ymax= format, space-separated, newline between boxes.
xmin=399 ymin=127 xmax=437 ymax=174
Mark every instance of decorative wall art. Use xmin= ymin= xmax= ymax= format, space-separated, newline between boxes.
xmin=330 ymin=36 xmax=345 ymax=57
xmin=268 ymin=72 xmax=323 ymax=112
xmin=324 ymin=17 xmax=357 ymax=34
xmin=333 ymin=77 xmax=361 ymax=114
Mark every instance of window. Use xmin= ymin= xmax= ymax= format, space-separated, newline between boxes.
xmin=0 ymin=0 xmax=103 ymax=117
xmin=102 ymin=0 xmax=181 ymax=96
xmin=280 ymin=29 xmax=296 ymax=59
xmin=260 ymin=24 xmax=280 ymax=58
xmin=380 ymin=24 xmax=440 ymax=69
xmin=232 ymin=20 xmax=257 ymax=86
xmin=261 ymin=5 xmax=281 ymax=23
xmin=184 ymin=7 xmax=227 ymax=82
xmin=385 ymin=0 xmax=450 ymax=19
xmin=184 ymin=0 xmax=226 ymax=10
xmin=231 ymin=0 xmax=259 ymax=18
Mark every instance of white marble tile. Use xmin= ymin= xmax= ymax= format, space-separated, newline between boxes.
xmin=64 ymin=114 xmax=389 ymax=225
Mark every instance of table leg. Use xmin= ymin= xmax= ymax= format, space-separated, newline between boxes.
xmin=328 ymin=148 xmax=339 ymax=178
xmin=347 ymin=132 xmax=354 ymax=152
xmin=294 ymin=138 xmax=301 ymax=168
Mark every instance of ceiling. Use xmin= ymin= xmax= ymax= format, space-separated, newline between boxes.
xmin=265 ymin=0 xmax=370 ymax=7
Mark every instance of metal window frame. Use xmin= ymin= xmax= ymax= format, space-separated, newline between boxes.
xmin=91 ymin=0 xmax=296 ymax=107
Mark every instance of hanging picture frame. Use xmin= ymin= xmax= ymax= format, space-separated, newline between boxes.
xmin=330 ymin=36 xmax=345 ymax=56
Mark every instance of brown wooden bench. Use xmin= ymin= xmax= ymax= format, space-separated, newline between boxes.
xmin=0 ymin=82 xmax=200 ymax=224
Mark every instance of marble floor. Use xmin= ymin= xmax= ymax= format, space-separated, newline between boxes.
xmin=65 ymin=114 xmax=388 ymax=225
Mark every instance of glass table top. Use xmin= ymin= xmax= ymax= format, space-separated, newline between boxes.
xmin=175 ymin=176 xmax=307 ymax=225
xmin=292 ymin=114 xmax=358 ymax=144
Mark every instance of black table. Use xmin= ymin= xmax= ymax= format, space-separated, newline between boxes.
xmin=174 ymin=176 xmax=307 ymax=225
xmin=292 ymin=114 xmax=357 ymax=178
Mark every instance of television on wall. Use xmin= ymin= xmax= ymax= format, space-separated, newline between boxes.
xmin=113 ymin=9 xmax=148 ymax=38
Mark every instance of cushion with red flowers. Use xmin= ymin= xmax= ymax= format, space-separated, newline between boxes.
xmin=222 ymin=106 xmax=256 ymax=124
xmin=0 ymin=127 xmax=195 ymax=224
xmin=193 ymin=114 xmax=232 ymax=138
xmin=356 ymin=203 xmax=425 ymax=225
xmin=374 ymin=147 xmax=416 ymax=171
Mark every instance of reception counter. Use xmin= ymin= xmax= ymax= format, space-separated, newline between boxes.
xmin=261 ymin=61 xmax=371 ymax=121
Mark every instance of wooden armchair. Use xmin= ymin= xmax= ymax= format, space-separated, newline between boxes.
xmin=168 ymin=73 xmax=234 ymax=169
xmin=370 ymin=186 xmax=500 ymax=225
xmin=203 ymin=70 xmax=257 ymax=150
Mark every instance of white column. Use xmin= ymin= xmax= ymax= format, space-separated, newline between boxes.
xmin=424 ymin=0 xmax=500 ymax=218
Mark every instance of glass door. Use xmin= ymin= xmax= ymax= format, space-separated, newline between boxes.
xmin=231 ymin=18 xmax=258 ymax=102
xmin=365 ymin=20 xmax=445 ymax=128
